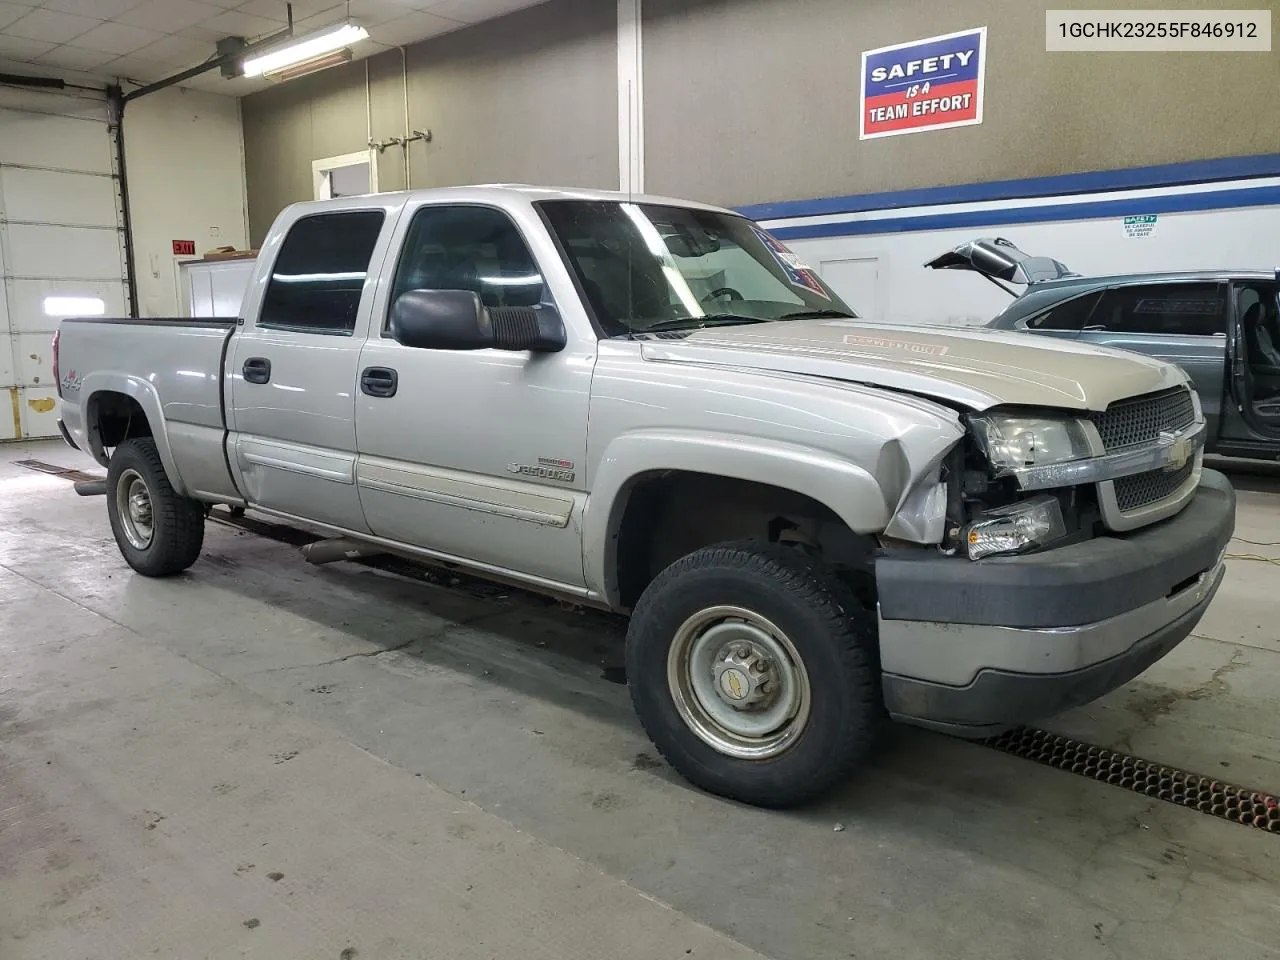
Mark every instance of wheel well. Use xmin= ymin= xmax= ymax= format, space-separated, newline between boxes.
xmin=613 ymin=471 xmax=878 ymax=610
xmin=87 ymin=391 xmax=152 ymax=453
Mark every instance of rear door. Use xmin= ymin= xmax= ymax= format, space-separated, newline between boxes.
xmin=1076 ymin=281 xmax=1228 ymax=437
xmin=227 ymin=207 xmax=392 ymax=531
xmin=924 ymin=237 xmax=1077 ymax=286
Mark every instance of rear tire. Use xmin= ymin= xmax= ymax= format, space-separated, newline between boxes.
xmin=106 ymin=438 xmax=205 ymax=577
xmin=625 ymin=540 xmax=880 ymax=808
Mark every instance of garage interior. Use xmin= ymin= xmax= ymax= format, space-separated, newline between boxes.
xmin=3 ymin=1 xmax=1280 ymax=958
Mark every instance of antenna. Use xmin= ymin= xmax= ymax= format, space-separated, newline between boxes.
xmin=626 ymin=78 xmax=633 ymax=205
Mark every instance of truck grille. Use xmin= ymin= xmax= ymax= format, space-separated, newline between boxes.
xmin=1088 ymin=387 xmax=1196 ymax=452
xmin=1113 ymin=460 xmax=1195 ymax=512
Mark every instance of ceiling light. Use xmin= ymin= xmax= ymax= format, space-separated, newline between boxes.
xmin=265 ymin=49 xmax=353 ymax=82
xmin=241 ymin=23 xmax=369 ymax=78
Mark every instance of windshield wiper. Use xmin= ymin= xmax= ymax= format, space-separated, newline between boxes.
xmin=637 ymin=314 xmax=774 ymax=333
xmin=776 ymin=308 xmax=858 ymax=321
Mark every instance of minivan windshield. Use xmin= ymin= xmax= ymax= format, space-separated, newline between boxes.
xmin=538 ymin=200 xmax=856 ymax=337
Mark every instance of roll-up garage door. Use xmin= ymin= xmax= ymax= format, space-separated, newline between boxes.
xmin=0 ymin=101 xmax=129 ymax=441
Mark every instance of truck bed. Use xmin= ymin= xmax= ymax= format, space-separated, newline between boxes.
xmin=57 ymin=316 xmax=240 ymax=502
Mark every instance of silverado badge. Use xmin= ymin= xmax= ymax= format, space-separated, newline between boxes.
xmin=507 ymin=457 xmax=575 ymax=483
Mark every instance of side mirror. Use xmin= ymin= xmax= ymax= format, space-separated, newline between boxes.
xmin=389 ymin=289 xmax=566 ymax=353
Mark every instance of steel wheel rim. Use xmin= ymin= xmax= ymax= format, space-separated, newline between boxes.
xmin=666 ymin=604 xmax=811 ymax=760
xmin=116 ymin=469 xmax=154 ymax=550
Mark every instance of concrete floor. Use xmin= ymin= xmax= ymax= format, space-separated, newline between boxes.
xmin=3 ymin=439 xmax=1279 ymax=960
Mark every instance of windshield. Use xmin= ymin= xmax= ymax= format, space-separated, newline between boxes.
xmin=538 ymin=200 xmax=856 ymax=337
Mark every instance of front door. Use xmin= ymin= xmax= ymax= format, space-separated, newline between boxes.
xmin=1220 ymin=280 xmax=1280 ymax=446
xmin=1074 ymin=281 xmax=1229 ymax=439
xmin=353 ymin=203 xmax=592 ymax=589
xmin=227 ymin=209 xmax=388 ymax=531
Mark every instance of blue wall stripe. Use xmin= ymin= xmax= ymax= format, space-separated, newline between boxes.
xmin=738 ymin=153 xmax=1280 ymax=222
xmin=766 ymin=185 xmax=1280 ymax=241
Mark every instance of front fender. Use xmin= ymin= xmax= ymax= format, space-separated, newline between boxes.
xmin=81 ymin=373 xmax=189 ymax=497
xmin=582 ymin=429 xmax=892 ymax=602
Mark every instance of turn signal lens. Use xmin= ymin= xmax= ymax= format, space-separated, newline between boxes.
xmin=963 ymin=495 xmax=1066 ymax=560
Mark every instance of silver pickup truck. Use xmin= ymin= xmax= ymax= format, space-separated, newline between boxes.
xmin=54 ymin=185 xmax=1235 ymax=808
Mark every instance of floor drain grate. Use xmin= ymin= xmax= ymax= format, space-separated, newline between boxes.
xmin=987 ymin=727 xmax=1280 ymax=833
xmin=13 ymin=459 xmax=104 ymax=484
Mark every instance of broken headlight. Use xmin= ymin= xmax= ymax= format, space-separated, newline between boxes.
xmin=968 ymin=414 xmax=1092 ymax=479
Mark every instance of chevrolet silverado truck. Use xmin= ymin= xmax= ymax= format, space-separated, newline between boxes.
xmin=54 ymin=186 xmax=1235 ymax=808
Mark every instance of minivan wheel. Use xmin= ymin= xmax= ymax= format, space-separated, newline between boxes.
xmin=106 ymin=438 xmax=205 ymax=577
xmin=626 ymin=540 xmax=880 ymax=808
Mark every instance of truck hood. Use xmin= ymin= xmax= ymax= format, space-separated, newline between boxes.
xmin=641 ymin=318 xmax=1186 ymax=411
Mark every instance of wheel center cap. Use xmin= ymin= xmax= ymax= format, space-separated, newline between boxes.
xmin=718 ymin=667 xmax=750 ymax=702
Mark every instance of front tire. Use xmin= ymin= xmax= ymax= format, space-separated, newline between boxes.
xmin=106 ymin=438 xmax=205 ymax=577
xmin=625 ymin=541 xmax=880 ymax=808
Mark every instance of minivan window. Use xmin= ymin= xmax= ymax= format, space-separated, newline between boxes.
xmin=1025 ymin=291 xmax=1101 ymax=331
xmin=259 ymin=210 xmax=385 ymax=335
xmin=1089 ymin=283 xmax=1226 ymax=337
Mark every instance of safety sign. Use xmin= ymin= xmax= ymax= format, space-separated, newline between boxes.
xmin=860 ymin=27 xmax=987 ymax=139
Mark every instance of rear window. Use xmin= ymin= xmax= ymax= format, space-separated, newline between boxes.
xmin=259 ymin=210 xmax=385 ymax=335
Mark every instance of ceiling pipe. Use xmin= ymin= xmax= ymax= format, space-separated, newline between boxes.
xmin=3 ymin=3 xmax=304 ymax=317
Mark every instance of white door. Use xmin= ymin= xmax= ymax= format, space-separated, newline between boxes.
xmin=819 ymin=256 xmax=883 ymax=321
xmin=0 ymin=104 xmax=128 ymax=440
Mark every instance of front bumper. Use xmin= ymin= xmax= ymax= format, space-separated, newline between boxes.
xmin=875 ymin=469 xmax=1235 ymax=737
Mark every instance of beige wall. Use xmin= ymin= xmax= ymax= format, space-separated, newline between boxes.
xmin=241 ymin=0 xmax=1280 ymax=241
xmin=642 ymin=0 xmax=1280 ymax=208
xmin=124 ymin=86 xmax=249 ymax=318
xmin=241 ymin=0 xmax=616 ymax=244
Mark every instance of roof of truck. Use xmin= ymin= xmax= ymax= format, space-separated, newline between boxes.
xmin=289 ymin=183 xmax=740 ymax=218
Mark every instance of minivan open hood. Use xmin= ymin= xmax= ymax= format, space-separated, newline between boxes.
xmin=641 ymin=318 xmax=1185 ymax=412
xmin=924 ymin=237 xmax=1078 ymax=288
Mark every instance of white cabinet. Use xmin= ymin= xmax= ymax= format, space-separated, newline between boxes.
xmin=179 ymin=257 xmax=255 ymax=319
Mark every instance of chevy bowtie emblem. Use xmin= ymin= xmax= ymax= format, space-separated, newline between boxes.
xmin=1163 ymin=434 xmax=1192 ymax=471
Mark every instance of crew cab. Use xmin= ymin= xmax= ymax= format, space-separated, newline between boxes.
xmin=928 ymin=236 xmax=1280 ymax=461
xmin=54 ymin=186 xmax=1234 ymax=808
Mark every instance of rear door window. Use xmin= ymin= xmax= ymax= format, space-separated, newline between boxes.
xmin=259 ymin=210 xmax=386 ymax=335
xmin=1090 ymin=283 xmax=1227 ymax=337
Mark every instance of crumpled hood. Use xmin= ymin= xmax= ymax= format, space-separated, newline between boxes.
xmin=640 ymin=318 xmax=1185 ymax=411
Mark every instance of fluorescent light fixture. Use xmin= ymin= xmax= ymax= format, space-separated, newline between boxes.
xmin=266 ymin=48 xmax=352 ymax=82
xmin=44 ymin=296 xmax=105 ymax=317
xmin=241 ymin=23 xmax=369 ymax=78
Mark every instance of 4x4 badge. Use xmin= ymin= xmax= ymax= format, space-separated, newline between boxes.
xmin=507 ymin=457 xmax=575 ymax=483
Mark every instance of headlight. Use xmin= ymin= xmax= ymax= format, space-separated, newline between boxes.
xmin=963 ymin=495 xmax=1066 ymax=560
xmin=968 ymin=414 xmax=1092 ymax=478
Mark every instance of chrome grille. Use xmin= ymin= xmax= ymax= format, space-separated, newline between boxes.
xmin=1113 ymin=460 xmax=1195 ymax=512
xmin=1088 ymin=387 xmax=1196 ymax=452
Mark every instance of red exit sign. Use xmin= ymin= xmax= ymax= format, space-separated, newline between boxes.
xmin=172 ymin=240 xmax=196 ymax=256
